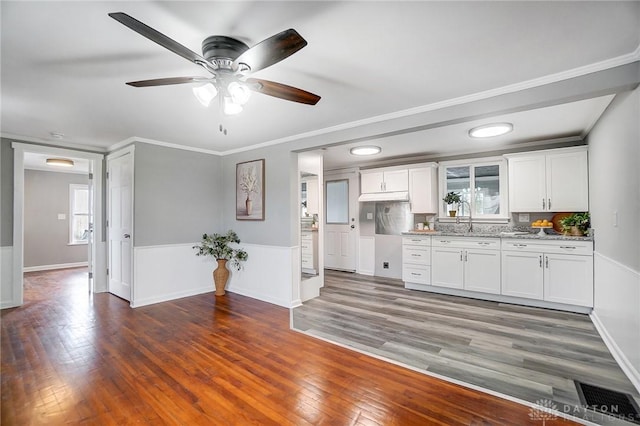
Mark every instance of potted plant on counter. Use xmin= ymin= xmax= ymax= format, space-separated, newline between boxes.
xmin=443 ymin=191 xmax=462 ymax=217
xmin=559 ymin=212 xmax=590 ymax=236
xmin=193 ymin=230 xmax=248 ymax=296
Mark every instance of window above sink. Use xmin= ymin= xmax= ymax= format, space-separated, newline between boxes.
xmin=439 ymin=157 xmax=509 ymax=222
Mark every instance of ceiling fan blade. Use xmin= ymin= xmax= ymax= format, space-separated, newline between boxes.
xmin=126 ymin=77 xmax=213 ymax=87
xmin=233 ymin=29 xmax=307 ymax=73
xmin=109 ymin=12 xmax=210 ymax=69
xmin=247 ymin=78 xmax=320 ymax=105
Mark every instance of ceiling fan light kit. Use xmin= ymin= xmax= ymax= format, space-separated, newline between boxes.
xmin=468 ymin=122 xmax=514 ymax=138
xmin=192 ymin=83 xmax=218 ymax=107
xmin=108 ymin=12 xmax=320 ymax=118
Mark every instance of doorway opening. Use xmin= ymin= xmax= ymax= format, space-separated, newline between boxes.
xmin=11 ymin=142 xmax=105 ymax=308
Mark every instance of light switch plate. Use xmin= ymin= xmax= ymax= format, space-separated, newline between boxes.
xmin=366 ymin=212 xmax=373 ymax=220
xmin=518 ymin=213 xmax=530 ymax=223
xmin=57 ymin=213 xmax=66 ymax=220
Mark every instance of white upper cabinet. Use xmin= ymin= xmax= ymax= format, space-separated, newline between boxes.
xmin=506 ymin=147 xmax=589 ymax=212
xmin=360 ymin=167 xmax=408 ymax=193
xmin=408 ymin=164 xmax=438 ymax=213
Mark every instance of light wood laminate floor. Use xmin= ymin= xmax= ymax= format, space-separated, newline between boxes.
xmin=292 ymin=270 xmax=640 ymax=425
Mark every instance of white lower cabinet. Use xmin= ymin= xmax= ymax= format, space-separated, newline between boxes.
xmin=431 ymin=237 xmax=501 ymax=294
xmin=402 ymin=236 xmax=431 ymax=288
xmin=501 ymin=239 xmax=593 ymax=307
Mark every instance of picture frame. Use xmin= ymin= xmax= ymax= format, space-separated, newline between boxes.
xmin=236 ymin=159 xmax=265 ymax=221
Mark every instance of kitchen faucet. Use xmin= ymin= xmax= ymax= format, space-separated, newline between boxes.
xmin=456 ymin=200 xmax=473 ymax=232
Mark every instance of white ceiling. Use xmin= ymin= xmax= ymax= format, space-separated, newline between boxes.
xmin=2 ymin=1 xmax=639 ymax=168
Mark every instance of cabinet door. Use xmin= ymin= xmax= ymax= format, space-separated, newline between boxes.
xmin=544 ymin=253 xmax=593 ymax=307
xmin=383 ymin=169 xmax=409 ymax=192
xmin=432 ymin=247 xmax=464 ymax=289
xmin=360 ymin=172 xmax=384 ymax=193
xmin=409 ymin=167 xmax=437 ymax=213
xmin=508 ymin=155 xmax=546 ymax=212
xmin=501 ymin=251 xmax=543 ymax=299
xmin=464 ymin=249 xmax=501 ymax=294
xmin=546 ymin=150 xmax=589 ymax=212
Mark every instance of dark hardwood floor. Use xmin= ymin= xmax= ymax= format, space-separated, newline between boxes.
xmin=293 ymin=270 xmax=640 ymax=426
xmin=1 ymin=268 xmax=578 ymax=425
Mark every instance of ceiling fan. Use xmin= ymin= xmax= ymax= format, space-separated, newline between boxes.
xmin=108 ymin=12 xmax=321 ymax=115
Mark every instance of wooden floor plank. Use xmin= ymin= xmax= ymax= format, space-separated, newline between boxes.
xmin=2 ymin=268 xmax=581 ymax=425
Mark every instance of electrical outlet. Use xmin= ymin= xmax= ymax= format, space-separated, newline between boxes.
xmin=518 ymin=213 xmax=530 ymax=223
xmin=57 ymin=213 xmax=66 ymax=220
xmin=383 ymin=262 xmax=389 ymax=269
xmin=367 ymin=212 xmax=373 ymax=220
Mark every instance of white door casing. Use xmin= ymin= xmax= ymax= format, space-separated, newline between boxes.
xmin=107 ymin=149 xmax=134 ymax=302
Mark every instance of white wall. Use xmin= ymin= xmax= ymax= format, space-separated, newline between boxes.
xmin=587 ymin=88 xmax=640 ymax=391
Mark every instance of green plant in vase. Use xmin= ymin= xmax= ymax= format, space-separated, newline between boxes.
xmin=559 ymin=212 xmax=590 ymax=236
xmin=442 ymin=191 xmax=462 ymax=217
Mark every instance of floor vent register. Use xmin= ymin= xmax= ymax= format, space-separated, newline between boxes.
xmin=575 ymin=381 xmax=640 ymax=425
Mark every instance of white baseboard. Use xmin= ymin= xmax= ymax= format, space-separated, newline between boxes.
xmin=591 ymin=252 xmax=640 ymax=393
xmin=23 ymin=262 xmax=88 ymax=273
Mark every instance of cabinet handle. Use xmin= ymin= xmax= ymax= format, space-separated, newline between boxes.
xmin=542 ymin=198 xmax=546 ymax=210
xmin=460 ymin=251 xmax=463 ymax=261
xmin=560 ymin=246 xmax=576 ymax=250
xmin=411 ymin=272 xmax=420 ymax=276
xmin=464 ymin=251 xmax=468 ymax=262
xmin=545 ymin=256 xmax=549 ymax=268
xmin=440 ymin=240 xmax=451 ymax=244
xmin=411 ymin=254 xmax=421 ymax=257
xmin=539 ymin=255 xmax=542 ymax=267
xmin=477 ymin=242 xmax=490 ymax=246
xmin=548 ymin=198 xmax=551 ymax=210
xmin=514 ymin=243 xmax=528 ymax=248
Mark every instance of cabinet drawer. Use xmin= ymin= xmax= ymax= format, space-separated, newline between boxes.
xmin=402 ymin=265 xmax=430 ymax=285
xmin=501 ymin=239 xmax=592 ymax=255
xmin=301 ymin=255 xmax=313 ymax=268
xmin=402 ymin=246 xmax=430 ymax=265
xmin=402 ymin=236 xmax=431 ymax=246
xmin=432 ymin=237 xmax=500 ymax=249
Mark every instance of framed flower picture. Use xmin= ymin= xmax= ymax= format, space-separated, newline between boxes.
xmin=236 ymin=159 xmax=265 ymax=221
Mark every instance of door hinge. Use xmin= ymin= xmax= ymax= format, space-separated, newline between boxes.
xmin=106 ymin=220 xmax=109 ymax=227
xmin=88 ymin=173 xmax=93 ymax=180
xmin=88 ymin=272 xmax=93 ymax=279
xmin=106 ymin=268 xmax=109 ymax=276
xmin=106 ymin=172 xmax=109 ymax=179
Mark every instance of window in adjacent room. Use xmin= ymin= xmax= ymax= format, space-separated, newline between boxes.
xmin=69 ymin=184 xmax=89 ymax=244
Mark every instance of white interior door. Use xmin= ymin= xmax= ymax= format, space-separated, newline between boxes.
xmin=87 ymin=171 xmax=94 ymax=293
xmin=107 ymin=152 xmax=133 ymax=301
xmin=324 ymin=172 xmax=358 ymax=271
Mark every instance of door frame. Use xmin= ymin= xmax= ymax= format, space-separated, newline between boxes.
xmin=11 ymin=142 xmax=105 ymax=308
xmin=106 ymin=146 xmax=135 ymax=305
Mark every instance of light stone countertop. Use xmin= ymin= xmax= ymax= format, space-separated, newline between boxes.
xmin=402 ymin=231 xmax=593 ymax=241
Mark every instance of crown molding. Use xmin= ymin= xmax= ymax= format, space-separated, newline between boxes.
xmin=1 ymin=133 xmax=107 ymax=153
xmin=108 ymin=136 xmax=221 ymax=156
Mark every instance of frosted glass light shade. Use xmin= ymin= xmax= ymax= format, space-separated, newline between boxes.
xmin=192 ymin=83 xmax=218 ymax=107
